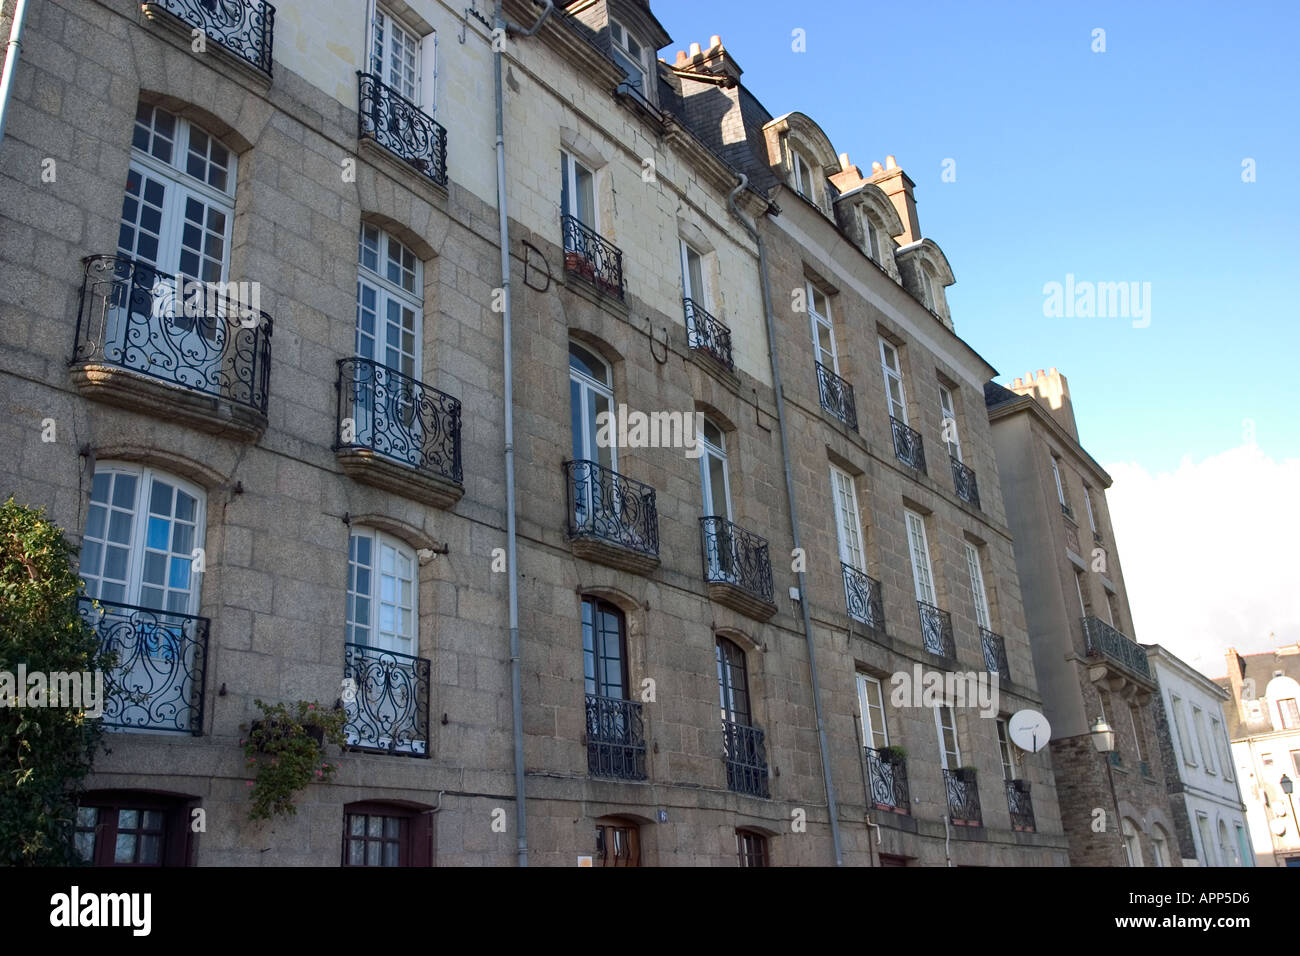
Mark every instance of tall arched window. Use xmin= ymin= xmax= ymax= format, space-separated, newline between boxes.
xmin=346 ymin=528 xmax=417 ymax=658
xmin=582 ymin=598 xmax=644 ymax=781
xmin=716 ymin=637 xmax=751 ymax=726
xmin=1121 ymin=817 xmax=1144 ymax=866
xmin=568 ymin=342 xmax=614 ymax=469
xmin=582 ymin=597 xmax=627 ymax=700
xmin=356 ymin=223 xmax=422 ymax=380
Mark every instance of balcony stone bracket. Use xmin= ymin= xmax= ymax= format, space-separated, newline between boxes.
xmin=561 ymin=264 xmax=629 ymax=318
xmin=336 ymin=449 xmax=464 ymax=510
xmin=141 ymin=3 xmax=273 ymax=89
xmin=570 ymin=537 xmax=660 ymax=575
xmin=707 ymin=581 xmax=777 ymax=622
xmin=1086 ymin=663 xmax=1155 ymax=702
xmin=687 ymin=344 xmax=741 ymax=392
xmin=71 ymin=364 xmax=267 ymax=441
xmin=357 ymin=137 xmax=448 ymax=205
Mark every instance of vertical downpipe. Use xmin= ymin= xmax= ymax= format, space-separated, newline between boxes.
xmin=0 ymin=0 xmax=33 ymax=150
xmin=728 ymin=177 xmax=844 ymax=865
xmin=493 ymin=0 xmax=553 ymax=869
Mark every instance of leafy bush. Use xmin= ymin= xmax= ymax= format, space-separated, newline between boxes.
xmin=241 ymin=699 xmax=346 ymax=821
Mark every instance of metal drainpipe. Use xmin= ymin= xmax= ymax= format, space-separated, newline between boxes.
xmin=728 ymin=175 xmax=843 ymax=866
xmin=0 ymin=0 xmax=33 ymax=150
xmin=493 ymin=0 xmax=553 ymax=868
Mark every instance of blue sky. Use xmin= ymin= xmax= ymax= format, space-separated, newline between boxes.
xmin=653 ymin=0 xmax=1300 ymax=471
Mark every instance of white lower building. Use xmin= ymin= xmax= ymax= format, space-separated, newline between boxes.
xmin=1148 ymin=645 xmax=1253 ymax=866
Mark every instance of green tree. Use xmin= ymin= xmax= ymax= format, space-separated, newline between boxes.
xmin=0 ymin=498 xmax=108 ymax=865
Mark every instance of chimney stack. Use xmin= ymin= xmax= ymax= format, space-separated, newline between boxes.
xmin=1008 ymin=367 xmax=1079 ymax=441
xmin=869 ymin=155 xmax=921 ymax=245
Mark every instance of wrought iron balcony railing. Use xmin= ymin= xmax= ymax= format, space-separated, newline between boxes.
xmin=145 ymin=0 xmax=275 ymax=76
xmin=357 ymin=72 xmax=448 ymax=187
xmin=683 ymin=298 xmax=733 ymax=369
xmin=77 ymin=597 xmax=209 ymax=735
xmin=343 ymin=643 xmax=431 ymax=757
xmin=335 ymin=357 xmax=463 ymax=485
xmin=1083 ymin=616 xmax=1151 ymax=678
xmin=943 ymin=768 xmax=983 ymax=826
xmin=890 ymin=416 xmax=926 ymax=472
xmin=564 ymin=460 xmax=659 ymax=558
xmin=865 ymin=747 xmax=911 ymax=813
xmin=951 ymin=456 xmax=980 ymax=509
xmin=1006 ymin=779 xmax=1035 ymax=831
xmin=73 ymin=255 xmax=273 ymax=414
xmin=723 ymin=720 xmax=770 ymax=798
xmin=980 ymin=626 xmax=1010 ymax=681
xmin=585 ymin=693 xmax=646 ymax=780
xmin=918 ymin=600 xmax=955 ymax=659
xmin=815 ymin=362 xmax=858 ymax=430
xmin=562 ymin=214 xmax=624 ymax=300
xmin=699 ymin=516 xmax=774 ymax=605
xmin=1061 ymin=501 xmax=1074 ymax=520
xmin=842 ymin=563 xmax=884 ymax=631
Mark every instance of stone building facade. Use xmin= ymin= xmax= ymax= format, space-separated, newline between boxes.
xmin=1 ymin=0 xmax=1065 ymax=865
xmin=986 ymin=370 xmax=1182 ymax=866
xmin=1147 ymin=644 xmax=1252 ymax=866
xmin=1217 ymin=642 xmax=1300 ymax=867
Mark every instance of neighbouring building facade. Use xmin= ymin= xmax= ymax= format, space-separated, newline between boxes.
xmin=0 ymin=0 xmax=1068 ymax=865
xmin=986 ymin=370 xmax=1183 ymax=866
xmin=1217 ymin=642 xmax=1300 ymax=867
xmin=1147 ymin=644 xmax=1252 ymax=866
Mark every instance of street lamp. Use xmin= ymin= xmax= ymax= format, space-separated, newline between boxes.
xmin=1090 ymin=717 xmax=1126 ymax=864
xmin=1283 ymin=774 xmax=1298 ymax=850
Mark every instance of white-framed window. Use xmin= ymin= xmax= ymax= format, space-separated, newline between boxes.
xmin=1051 ymin=455 xmax=1068 ymax=508
xmin=880 ymin=338 xmax=907 ymax=423
xmin=1171 ymin=694 xmax=1197 ymax=766
xmin=561 ymin=150 xmax=596 ymax=229
xmin=964 ymin=542 xmax=991 ymax=631
xmin=1280 ymin=698 xmax=1300 ymax=730
xmin=1213 ymin=718 xmax=1233 ymax=781
xmin=698 ymin=417 xmax=731 ymax=520
xmin=1151 ymin=826 xmax=1169 ymax=867
xmin=939 ymin=384 xmax=961 ymax=461
xmin=857 ymin=674 xmax=888 ymax=751
xmin=1129 ymin=705 xmax=1145 ymax=761
xmin=1192 ymin=706 xmax=1215 ymax=773
xmin=934 ymin=704 xmax=960 ymax=769
xmin=1074 ymin=571 xmax=1087 ymax=617
xmin=918 ymin=268 xmax=936 ymax=311
xmin=81 ymin=463 xmax=206 ymax=615
xmin=996 ymin=718 xmax=1018 ymax=781
xmin=792 ymin=149 xmax=817 ymax=203
xmin=347 ymin=528 xmax=418 ymax=658
xmin=904 ymin=509 xmax=936 ymax=606
xmin=808 ymin=284 xmax=837 ymax=373
xmin=1083 ymin=485 xmax=1098 ymax=532
xmin=830 ymin=466 xmax=864 ymax=570
xmin=863 ymin=212 xmax=881 ymax=262
xmin=679 ymin=239 xmax=707 ymax=307
xmin=1235 ymin=824 xmax=1252 ymax=866
xmin=1218 ymin=820 xmax=1234 ymax=866
xmin=356 ymin=223 xmax=422 ymax=379
xmin=1104 ymin=590 xmax=1118 ymax=628
xmin=1195 ymin=812 xmax=1215 ymax=866
xmin=609 ymin=19 xmax=649 ymax=95
xmin=569 ymin=341 xmax=614 ymax=470
xmin=368 ymin=3 xmax=435 ymax=110
xmin=1121 ymin=817 xmax=1144 ymax=866
xmin=119 ymin=102 xmax=236 ymax=335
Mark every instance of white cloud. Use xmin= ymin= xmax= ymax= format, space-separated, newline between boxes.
xmin=1103 ymin=445 xmax=1300 ymax=679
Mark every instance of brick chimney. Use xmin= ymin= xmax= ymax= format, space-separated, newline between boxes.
xmin=870 ymin=155 xmax=920 ymax=245
xmin=672 ymin=34 xmax=742 ymax=82
xmin=1009 ymin=367 xmax=1079 ymax=442
xmin=1225 ymin=647 xmax=1248 ymax=721
xmin=829 ymin=151 xmax=868 ymax=195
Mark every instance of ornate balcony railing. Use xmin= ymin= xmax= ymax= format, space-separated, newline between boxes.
xmin=562 ymin=214 xmax=624 ymax=299
xmin=843 ymin=563 xmax=884 ymax=631
xmin=865 ymin=747 xmax=911 ymax=813
xmin=343 ymin=643 xmax=430 ymax=757
xmin=1006 ymin=780 xmax=1035 ymax=831
xmin=1083 ymin=616 xmax=1151 ymax=678
xmin=980 ymin=626 xmax=1010 ymax=681
xmin=683 ymin=298 xmax=733 ymax=369
xmin=918 ymin=600 xmax=955 ymax=659
xmin=890 ymin=416 xmax=926 ymax=472
xmin=723 ymin=720 xmax=770 ymax=798
xmin=815 ymin=362 xmax=858 ymax=430
xmin=357 ymin=72 xmax=448 ymax=187
xmin=145 ymin=0 xmax=275 ymax=76
xmin=77 ymin=597 xmax=209 ymax=735
xmin=951 ymin=456 xmax=980 ymax=509
xmin=585 ymin=694 xmax=646 ymax=780
xmin=943 ymin=768 xmax=982 ymax=826
xmin=699 ymin=517 xmax=774 ymax=605
xmin=335 ymin=358 xmax=462 ymax=485
xmin=73 ymin=255 xmax=272 ymax=414
xmin=564 ymin=460 xmax=659 ymax=558
xmin=1061 ymin=501 xmax=1075 ymax=520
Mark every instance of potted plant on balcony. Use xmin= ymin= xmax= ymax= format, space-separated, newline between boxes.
xmin=240 ymin=699 xmax=347 ymax=822
xmin=880 ymin=745 xmax=907 ymax=763
xmin=955 ymin=765 xmax=978 ymax=782
xmin=1011 ymin=778 xmax=1031 ymax=792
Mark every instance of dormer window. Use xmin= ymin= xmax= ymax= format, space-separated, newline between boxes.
xmin=918 ymin=268 xmax=936 ymax=311
xmin=610 ymin=20 xmax=649 ymax=95
xmin=792 ymin=149 xmax=819 ymax=205
xmin=863 ymin=213 xmax=881 ymax=262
